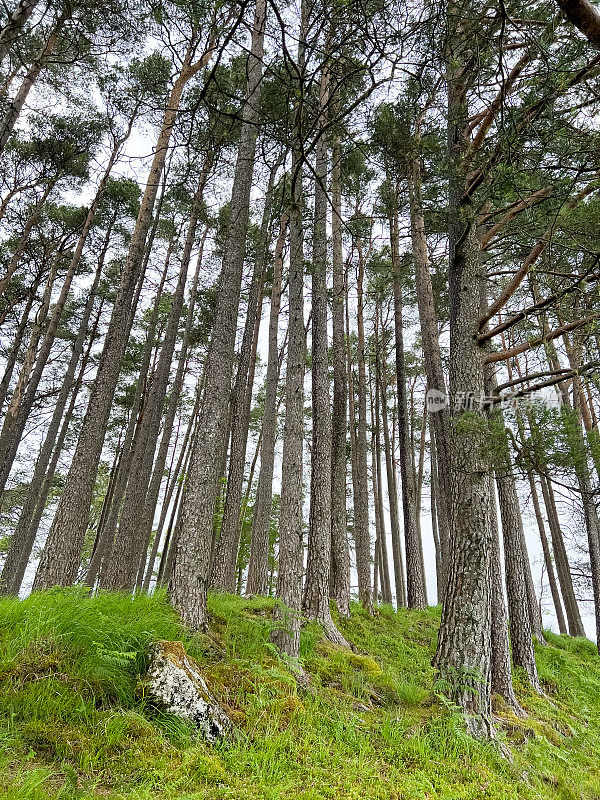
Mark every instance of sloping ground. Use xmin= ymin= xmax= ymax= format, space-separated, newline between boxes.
xmin=0 ymin=589 xmax=599 ymax=799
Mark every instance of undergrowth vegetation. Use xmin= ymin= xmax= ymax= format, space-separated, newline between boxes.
xmin=0 ymin=589 xmax=599 ymax=799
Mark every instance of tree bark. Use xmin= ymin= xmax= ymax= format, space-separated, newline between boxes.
xmin=245 ymin=214 xmax=288 ymax=595
xmin=329 ymin=134 xmax=351 ymax=616
xmin=33 ymin=51 xmax=199 ymax=589
xmin=170 ymin=0 xmax=267 ymax=629
xmin=302 ymin=68 xmax=347 ymax=647
xmin=211 ymin=163 xmax=279 ymax=592
xmin=391 ymin=206 xmax=426 ymax=609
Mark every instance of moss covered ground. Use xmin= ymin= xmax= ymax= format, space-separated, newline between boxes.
xmin=1 ymin=589 xmax=599 ymax=799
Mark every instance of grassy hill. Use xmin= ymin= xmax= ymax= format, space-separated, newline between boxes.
xmin=1 ymin=589 xmax=599 ymax=799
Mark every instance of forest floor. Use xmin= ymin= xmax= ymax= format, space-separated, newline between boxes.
xmin=1 ymin=590 xmax=599 ymax=799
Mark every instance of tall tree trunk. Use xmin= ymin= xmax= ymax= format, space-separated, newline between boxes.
xmin=0 ymin=248 xmax=106 ymax=595
xmin=170 ymin=0 xmax=267 ymax=629
xmin=372 ymin=322 xmax=392 ymax=605
xmin=0 ymin=135 xmax=128 ymax=495
xmin=0 ymin=273 xmax=40 ymax=412
xmin=0 ymin=12 xmax=67 ymax=153
xmin=92 ymin=240 xmax=173 ymax=589
xmin=354 ymin=238 xmax=373 ymax=613
xmin=246 ymin=214 xmax=288 ymax=595
xmin=140 ymin=229 xmax=207 ymax=591
xmin=329 ymin=134 xmax=351 ymax=617
xmin=0 ymin=180 xmax=55 ymax=302
xmin=302 ymin=68 xmax=347 ymax=647
xmin=33 ymin=49 xmax=200 ymax=589
xmin=391 ymin=205 xmax=426 ymax=608
xmin=105 ymin=167 xmax=210 ymax=592
xmin=211 ymin=163 xmax=279 ymax=592
xmin=489 ymin=479 xmax=524 ymax=714
xmin=379 ymin=333 xmax=406 ymax=608
xmin=434 ymin=0 xmax=494 ymax=736
xmin=540 ymin=474 xmax=585 ymax=636
xmin=528 ymin=473 xmax=567 ymax=635
xmin=407 ymin=147 xmax=451 ymax=596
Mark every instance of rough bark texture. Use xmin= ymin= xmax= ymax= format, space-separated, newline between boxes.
xmin=489 ymin=480 xmax=524 ymax=715
xmin=272 ymin=153 xmax=305 ymax=657
xmin=329 ymin=136 xmax=351 ymax=617
xmin=353 ymin=239 xmax=373 ymax=613
xmin=391 ymin=207 xmax=427 ymax=609
xmin=34 ymin=59 xmax=194 ymax=590
xmin=407 ymin=157 xmax=451 ymax=595
xmin=245 ymin=215 xmax=288 ymax=595
xmin=170 ymin=2 xmax=266 ymax=630
xmin=434 ymin=1 xmax=494 ymax=736
xmin=211 ymin=166 xmax=278 ymax=593
xmin=302 ymin=75 xmax=347 ymax=647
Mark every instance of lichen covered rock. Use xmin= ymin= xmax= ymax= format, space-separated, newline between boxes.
xmin=144 ymin=641 xmax=230 ymax=741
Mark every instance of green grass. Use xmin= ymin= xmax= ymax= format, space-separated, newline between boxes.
xmin=0 ymin=588 xmax=599 ymax=799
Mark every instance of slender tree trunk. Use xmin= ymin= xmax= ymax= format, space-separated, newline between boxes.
xmin=0 ymin=13 xmax=67 ymax=153
xmin=0 ymin=279 xmax=105 ymax=595
xmin=302 ymin=67 xmax=347 ymax=646
xmin=33 ymin=52 xmax=197 ymax=589
xmin=540 ymin=474 xmax=585 ymax=636
xmin=372 ymin=323 xmax=392 ymax=605
xmin=0 ymin=136 xmax=127 ymax=495
xmin=0 ymin=276 xmax=40 ymax=413
xmin=407 ymin=149 xmax=451 ymax=596
xmin=391 ymin=205 xmax=426 ymax=608
xmin=329 ymin=134 xmax=351 ymax=616
xmin=354 ymin=239 xmax=373 ymax=613
xmin=170 ymin=1 xmax=267 ymax=629
xmin=92 ymin=241 xmax=173 ymax=589
xmin=246 ymin=214 xmax=288 ymax=595
xmin=0 ymin=180 xmax=55 ymax=301
xmin=106 ymin=167 xmax=211 ymax=592
xmin=528 ymin=473 xmax=567 ymax=635
xmin=211 ymin=163 xmax=279 ymax=591
xmin=379 ymin=333 xmax=406 ymax=608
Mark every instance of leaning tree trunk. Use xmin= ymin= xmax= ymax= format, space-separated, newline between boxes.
xmin=33 ymin=47 xmax=203 ymax=590
xmin=140 ymin=228 xmax=208 ymax=591
xmin=528 ymin=473 xmax=567 ymax=635
xmin=371 ymin=327 xmax=392 ymax=606
xmin=0 ymin=249 xmax=106 ymax=595
xmin=540 ymin=474 xmax=585 ymax=636
xmin=170 ymin=0 xmax=267 ymax=630
xmin=329 ymin=134 xmax=351 ymax=616
xmin=211 ymin=163 xmax=279 ymax=592
xmin=245 ymin=214 xmax=288 ymax=595
xmin=0 ymin=0 xmax=42 ymax=64
xmin=105 ymin=166 xmax=211 ymax=593
xmin=0 ymin=134 xmax=128 ymax=496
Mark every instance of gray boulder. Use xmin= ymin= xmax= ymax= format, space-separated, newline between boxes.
xmin=144 ymin=641 xmax=231 ymax=741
